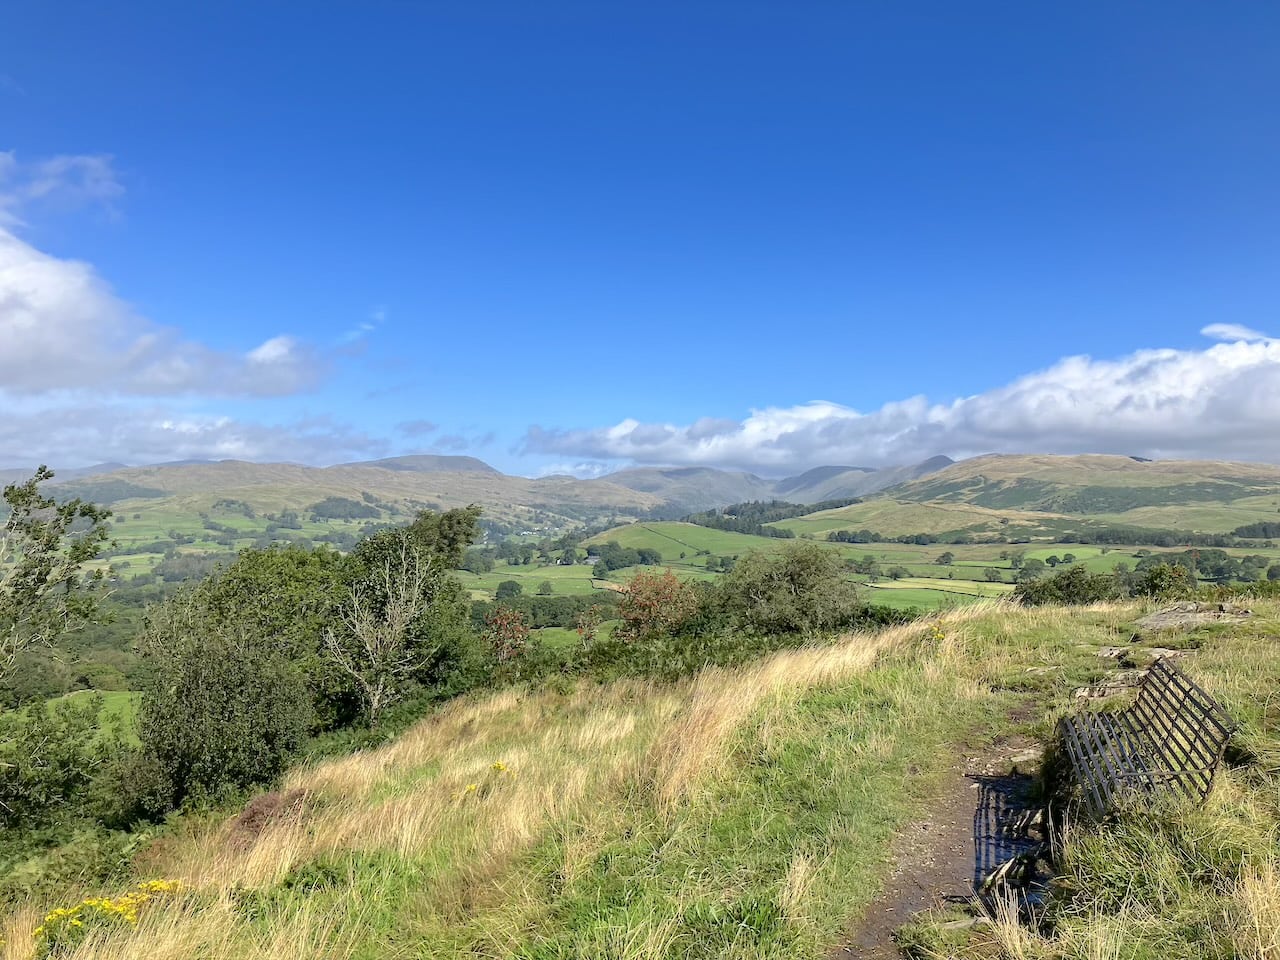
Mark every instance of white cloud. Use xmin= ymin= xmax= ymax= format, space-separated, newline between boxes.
xmin=524 ymin=329 xmax=1280 ymax=472
xmin=0 ymin=397 xmax=387 ymax=467
xmin=0 ymin=151 xmax=123 ymax=225
xmin=1200 ymin=323 xmax=1273 ymax=343
xmin=0 ymin=226 xmax=328 ymax=396
xmin=0 ymin=150 xmax=347 ymax=467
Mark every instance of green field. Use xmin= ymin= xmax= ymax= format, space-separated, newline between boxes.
xmin=572 ymin=522 xmax=1280 ymax=613
xmin=5 ymin=690 xmax=142 ymax=746
xmin=584 ymin=522 xmax=788 ymax=560
xmin=456 ymin=564 xmax=612 ymax=599
xmin=769 ymin=499 xmax=1056 ymax=538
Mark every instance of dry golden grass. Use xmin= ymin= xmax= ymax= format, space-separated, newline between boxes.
xmin=14 ymin=604 xmax=1019 ymax=960
xmin=15 ymin=598 xmax=1234 ymax=960
xmin=1235 ymin=860 xmax=1280 ymax=960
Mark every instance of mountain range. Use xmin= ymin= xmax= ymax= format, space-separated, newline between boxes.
xmin=6 ymin=453 xmax=1280 ymax=537
xmin=4 ymin=454 xmax=957 ymax=518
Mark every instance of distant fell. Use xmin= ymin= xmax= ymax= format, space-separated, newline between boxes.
xmin=602 ymin=466 xmax=775 ymax=513
xmin=773 ymin=456 xmax=954 ymax=502
xmin=888 ymin=453 xmax=1280 ymax=514
xmin=772 ymin=465 xmax=871 ymax=496
xmin=340 ymin=455 xmax=500 ymax=474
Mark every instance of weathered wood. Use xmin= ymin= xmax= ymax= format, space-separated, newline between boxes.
xmin=1058 ymin=657 xmax=1236 ymax=818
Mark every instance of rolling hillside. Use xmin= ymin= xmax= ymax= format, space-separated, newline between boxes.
xmin=889 ymin=454 xmax=1280 ymax=523
xmin=601 ymin=467 xmax=778 ymax=512
xmin=770 ymin=498 xmax=1064 ymax=539
xmin=773 ymin=455 xmax=955 ymax=502
xmin=6 ymin=601 xmax=1276 ymax=958
xmin=45 ymin=460 xmax=663 ymax=530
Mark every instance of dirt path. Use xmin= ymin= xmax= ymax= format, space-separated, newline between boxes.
xmin=830 ymin=730 xmax=1044 ymax=959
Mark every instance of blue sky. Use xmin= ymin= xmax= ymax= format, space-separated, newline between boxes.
xmin=2 ymin=2 xmax=1279 ymax=475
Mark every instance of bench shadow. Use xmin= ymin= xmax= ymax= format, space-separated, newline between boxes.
xmin=970 ymin=771 xmax=1053 ymax=911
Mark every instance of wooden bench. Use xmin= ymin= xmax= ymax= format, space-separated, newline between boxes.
xmin=1058 ymin=657 xmax=1236 ymax=818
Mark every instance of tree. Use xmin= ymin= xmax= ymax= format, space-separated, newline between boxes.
xmin=615 ymin=569 xmax=700 ymax=644
xmin=537 ymin=580 xmax=554 ymax=596
xmin=323 ymin=533 xmax=449 ymax=727
xmin=496 ymin=580 xmax=523 ymax=599
xmin=0 ymin=694 xmax=108 ymax=832
xmin=1016 ymin=558 xmax=1048 ymax=582
xmin=887 ymin=565 xmax=911 ymax=580
xmin=717 ymin=543 xmax=862 ymax=636
xmin=560 ymin=547 xmax=577 ymax=566
xmin=135 ymin=586 xmax=314 ymax=809
xmin=1268 ymin=564 xmax=1280 ymax=581
xmin=484 ymin=606 xmax=529 ymax=662
xmin=198 ymin=544 xmax=350 ymax=726
xmin=576 ymin=605 xmax=603 ymax=648
xmin=1131 ymin=563 xmax=1195 ymax=599
xmin=935 ymin=551 xmax=955 ymax=566
xmin=1013 ymin=566 xmax=1123 ymax=606
xmin=983 ymin=567 xmax=1004 ymax=582
xmin=1 ymin=467 xmax=112 ymax=681
xmin=1046 ymin=555 xmax=1061 ymax=568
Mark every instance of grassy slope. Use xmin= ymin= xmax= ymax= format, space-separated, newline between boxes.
xmin=771 ymin=499 xmax=1060 ymax=538
xmin=583 ymin=522 xmax=787 ymax=560
xmin=885 ymin=453 xmax=1280 ymax=531
xmin=904 ymin=601 xmax=1280 ymax=959
xmin=9 ymin=601 xmax=1233 ymax=960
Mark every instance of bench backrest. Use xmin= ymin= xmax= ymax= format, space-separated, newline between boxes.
xmin=1130 ymin=657 xmax=1236 ymax=800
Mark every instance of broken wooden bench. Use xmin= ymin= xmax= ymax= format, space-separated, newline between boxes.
xmin=1058 ymin=657 xmax=1236 ymax=818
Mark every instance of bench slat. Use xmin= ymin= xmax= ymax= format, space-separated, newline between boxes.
xmin=1130 ymin=668 xmax=1228 ymax=775
xmin=1060 ymin=656 xmax=1235 ymax=816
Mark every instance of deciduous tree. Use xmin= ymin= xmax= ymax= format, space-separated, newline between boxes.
xmin=1 ymin=467 xmax=112 ymax=681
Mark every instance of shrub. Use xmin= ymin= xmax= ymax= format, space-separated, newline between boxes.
xmin=615 ymin=569 xmax=700 ymax=644
xmin=716 ymin=543 xmax=862 ymax=635
xmin=484 ymin=606 xmax=530 ymax=662
xmin=1013 ymin=566 xmax=1124 ymax=606
xmin=1130 ymin=563 xmax=1196 ymax=599
xmin=133 ymin=588 xmax=315 ymax=810
xmin=0 ymin=695 xmax=108 ymax=833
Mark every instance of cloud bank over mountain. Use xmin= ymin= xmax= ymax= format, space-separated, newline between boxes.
xmin=0 ymin=152 xmax=377 ymax=467
xmin=4 ymin=153 xmax=1278 ymax=472
xmin=525 ymin=328 xmax=1280 ymax=472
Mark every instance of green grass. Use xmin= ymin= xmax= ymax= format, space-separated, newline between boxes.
xmin=17 ymin=602 xmax=1276 ymax=959
xmin=456 ymin=564 xmax=612 ymax=598
xmin=21 ymin=601 xmax=1133 ymax=959
xmin=584 ymin=521 xmax=787 ymax=561
xmin=5 ymin=690 xmax=142 ymax=746
xmin=903 ymin=600 xmax=1280 ymax=959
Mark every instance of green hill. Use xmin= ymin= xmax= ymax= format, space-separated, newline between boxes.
xmin=888 ymin=454 xmax=1280 ymax=528
xmin=769 ymin=498 xmax=1063 ymax=539
xmin=8 ymin=600 xmax=1276 ymax=959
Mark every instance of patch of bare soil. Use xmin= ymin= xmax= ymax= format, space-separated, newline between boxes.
xmin=829 ymin=734 xmax=1045 ymax=959
xmin=226 ymin=788 xmax=308 ymax=848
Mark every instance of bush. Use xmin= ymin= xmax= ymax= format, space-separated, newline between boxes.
xmin=615 ymin=569 xmax=700 ymax=644
xmin=132 ymin=588 xmax=315 ymax=812
xmin=1013 ymin=566 xmax=1124 ymax=606
xmin=716 ymin=543 xmax=862 ymax=635
xmin=1130 ymin=563 xmax=1196 ymax=599
xmin=0 ymin=695 xmax=108 ymax=833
